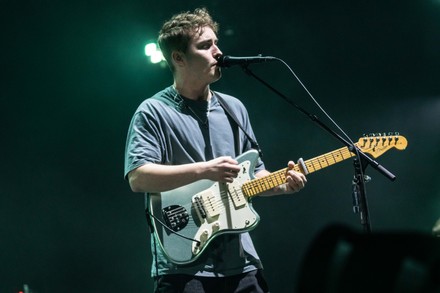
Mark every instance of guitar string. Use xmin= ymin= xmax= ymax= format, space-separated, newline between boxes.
xmin=165 ymin=137 xmax=397 ymax=228
xmin=194 ymin=147 xmax=354 ymax=208
xmin=166 ymin=192 xmax=239 ymax=225
xmin=159 ymin=136 xmax=402 ymax=258
xmin=185 ymin=148 xmax=363 ymax=217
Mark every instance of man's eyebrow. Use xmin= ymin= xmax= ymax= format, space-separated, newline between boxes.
xmin=195 ymin=38 xmax=218 ymax=46
xmin=199 ymin=38 xmax=217 ymax=43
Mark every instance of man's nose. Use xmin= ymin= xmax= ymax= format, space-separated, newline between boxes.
xmin=213 ymin=45 xmax=222 ymax=57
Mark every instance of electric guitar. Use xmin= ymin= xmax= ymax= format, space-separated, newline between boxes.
xmin=149 ymin=133 xmax=408 ymax=265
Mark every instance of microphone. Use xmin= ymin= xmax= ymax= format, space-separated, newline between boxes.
xmin=217 ymin=55 xmax=276 ymax=68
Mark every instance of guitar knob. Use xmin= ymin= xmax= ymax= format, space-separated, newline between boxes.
xmin=212 ymin=222 xmax=220 ymax=232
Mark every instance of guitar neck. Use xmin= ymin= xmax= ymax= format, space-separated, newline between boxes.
xmin=242 ymin=144 xmax=357 ymax=197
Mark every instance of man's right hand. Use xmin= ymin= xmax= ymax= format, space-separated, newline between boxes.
xmin=202 ymin=156 xmax=241 ymax=183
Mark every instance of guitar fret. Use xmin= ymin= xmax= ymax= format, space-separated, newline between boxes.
xmin=242 ymin=136 xmax=406 ymax=197
xmin=341 ymin=149 xmax=353 ymax=160
xmin=243 ymin=145 xmax=357 ymax=196
xmin=255 ymin=181 xmax=264 ymax=193
xmin=322 ymin=155 xmax=329 ymax=167
xmin=317 ymin=155 xmax=326 ymax=168
xmin=307 ymin=163 xmax=315 ymax=172
xmin=242 ymin=169 xmax=287 ymax=197
xmin=312 ymin=159 xmax=323 ymax=171
xmin=325 ymin=153 xmax=336 ymax=165
xmin=305 ymin=145 xmax=354 ymax=174
xmin=330 ymin=151 xmax=338 ymax=164
xmin=274 ymin=170 xmax=286 ymax=185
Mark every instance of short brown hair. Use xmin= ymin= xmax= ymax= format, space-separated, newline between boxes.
xmin=158 ymin=8 xmax=219 ymax=72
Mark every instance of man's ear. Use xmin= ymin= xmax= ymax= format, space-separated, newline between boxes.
xmin=171 ymin=51 xmax=184 ymax=67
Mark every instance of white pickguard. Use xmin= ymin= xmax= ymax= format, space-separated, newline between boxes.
xmin=191 ymin=160 xmax=258 ymax=255
xmin=149 ymin=150 xmax=261 ymax=265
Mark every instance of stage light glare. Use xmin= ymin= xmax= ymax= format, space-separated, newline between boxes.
xmin=145 ymin=43 xmax=157 ymax=56
xmin=145 ymin=42 xmax=165 ymax=64
xmin=150 ymin=51 xmax=164 ymax=64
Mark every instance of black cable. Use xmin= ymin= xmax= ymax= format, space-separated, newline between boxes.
xmin=145 ymin=207 xmax=160 ymax=291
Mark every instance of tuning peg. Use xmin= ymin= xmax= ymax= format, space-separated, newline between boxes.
xmin=375 ymin=133 xmax=381 ymax=142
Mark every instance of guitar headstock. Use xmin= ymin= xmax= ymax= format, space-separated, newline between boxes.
xmin=356 ymin=132 xmax=408 ymax=158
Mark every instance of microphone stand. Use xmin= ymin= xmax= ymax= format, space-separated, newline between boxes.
xmin=239 ymin=65 xmax=396 ymax=233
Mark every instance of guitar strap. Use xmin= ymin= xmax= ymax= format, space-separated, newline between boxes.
xmin=215 ymin=92 xmax=263 ymax=159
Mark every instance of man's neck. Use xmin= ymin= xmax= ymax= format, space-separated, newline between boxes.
xmin=173 ymin=80 xmax=211 ymax=101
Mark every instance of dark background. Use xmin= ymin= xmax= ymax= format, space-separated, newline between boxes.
xmin=1 ymin=0 xmax=439 ymax=292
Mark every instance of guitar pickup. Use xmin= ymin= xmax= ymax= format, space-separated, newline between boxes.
xmin=193 ymin=189 xmax=220 ymax=220
xmin=228 ymin=182 xmax=246 ymax=208
xmin=199 ymin=190 xmax=221 ymax=219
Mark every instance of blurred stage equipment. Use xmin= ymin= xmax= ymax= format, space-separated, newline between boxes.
xmin=433 ymin=218 xmax=440 ymax=237
xmin=296 ymin=225 xmax=440 ymax=293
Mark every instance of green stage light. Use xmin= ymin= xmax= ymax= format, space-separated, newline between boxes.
xmin=144 ymin=42 xmax=165 ymax=64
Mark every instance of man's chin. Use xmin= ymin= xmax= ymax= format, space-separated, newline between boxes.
xmin=212 ymin=69 xmax=222 ymax=83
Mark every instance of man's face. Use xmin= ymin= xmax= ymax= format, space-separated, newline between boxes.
xmin=183 ymin=26 xmax=223 ymax=85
